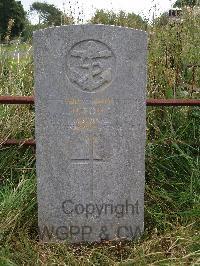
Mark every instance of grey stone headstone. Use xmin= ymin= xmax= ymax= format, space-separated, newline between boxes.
xmin=34 ymin=25 xmax=147 ymax=243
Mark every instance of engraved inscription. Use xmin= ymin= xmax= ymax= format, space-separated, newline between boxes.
xmin=65 ymin=97 xmax=114 ymax=130
xmin=66 ymin=40 xmax=116 ymax=92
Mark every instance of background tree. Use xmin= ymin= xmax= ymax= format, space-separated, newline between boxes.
xmin=173 ymin=0 xmax=200 ymax=7
xmin=154 ymin=12 xmax=169 ymax=27
xmin=90 ymin=9 xmax=118 ymax=25
xmin=30 ymin=2 xmax=72 ymax=26
xmin=0 ymin=0 xmax=26 ymax=40
xmin=90 ymin=9 xmax=147 ymax=30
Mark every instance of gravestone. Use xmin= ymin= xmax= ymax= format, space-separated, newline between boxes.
xmin=34 ymin=25 xmax=147 ymax=243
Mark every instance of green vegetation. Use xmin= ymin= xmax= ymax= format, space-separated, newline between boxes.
xmin=0 ymin=7 xmax=200 ymax=266
xmin=30 ymin=2 xmax=73 ymax=26
xmin=91 ymin=10 xmax=147 ymax=30
xmin=0 ymin=0 xmax=26 ymax=40
xmin=173 ymin=0 xmax=200 ymax=8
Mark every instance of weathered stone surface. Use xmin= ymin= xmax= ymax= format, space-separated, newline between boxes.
xmin=34 ymin=24 xmax=147 ymax=243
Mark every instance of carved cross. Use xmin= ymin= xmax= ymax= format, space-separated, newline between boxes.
xmin=71 ymin=134 xmax=104 ymax=197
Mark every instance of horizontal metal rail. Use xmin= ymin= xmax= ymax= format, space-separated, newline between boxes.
xmin=146 ymin=99 xmax=200 ymax=106
xmin=0 ymin=139 xmax=36 ymax=147
xmin=0 ymin=96 xmax=199 ymax=147
xmin=0 ymin=139 xmax=199 ymax=147
xmin=0 ymin=96 xmax=200 ymax=106
xmin=0 ymin=96 xmax=34 ymax=104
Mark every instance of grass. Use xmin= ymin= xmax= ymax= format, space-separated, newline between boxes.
xmin=1 ymin=42 xmax=30 ymax=53
xmin=0 ymin=8 xmax=200 ymax=266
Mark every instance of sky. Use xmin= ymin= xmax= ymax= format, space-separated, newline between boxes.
xmin=21 ymin=0 xmax=176 ymax=23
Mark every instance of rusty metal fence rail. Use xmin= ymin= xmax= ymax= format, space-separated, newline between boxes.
xmin=1 ymin=96 xmax=200 ymax=106
xmin=0 ymin=96 xmax=200 ymax=147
